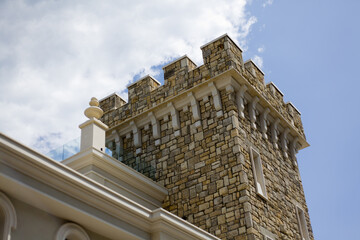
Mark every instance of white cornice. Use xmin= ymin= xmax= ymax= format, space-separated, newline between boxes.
xmin=79 ymin=118 xmax=108 ymax=130
xmin=62 ymin=147 xmax=167 ymax=203
xmin=0 ymin=132 xmax=220 ymax=240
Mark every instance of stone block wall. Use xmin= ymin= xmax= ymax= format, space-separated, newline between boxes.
xmin=99 ymin=34 xmax=313 ymax=240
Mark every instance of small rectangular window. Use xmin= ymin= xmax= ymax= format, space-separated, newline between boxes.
xmin=296 ymin=206 xmax=310 ymax=240
xmin=264 ymin=237 xmax=274 ymax=240
xmin=250 ymin=147 xmax=267 ymax=199
xmin=260 ymin=226 xmax=276 ymax=240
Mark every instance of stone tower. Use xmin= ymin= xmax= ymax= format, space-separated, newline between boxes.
xmin=99 ymin=34 xmax=313 ymax=240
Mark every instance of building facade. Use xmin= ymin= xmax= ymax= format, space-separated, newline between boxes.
xmin=100 ymin=34 xmax=313 ymax=240
xmin=0 ymin=99 xmax=220 ymax=240
xmin=0 ymin=34 xmax=313 ymax=240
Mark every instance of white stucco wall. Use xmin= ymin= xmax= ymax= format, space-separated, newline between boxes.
xmin=8 ymin=196 xmax=111 ymax=240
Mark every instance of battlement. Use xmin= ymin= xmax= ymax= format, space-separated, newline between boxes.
xmin=163 ymin=55 xmax=197 ymax=83
xmin=99 ymin=92 xmax=126 ymax=113
xmin=100 ymin=34 xmax=306 ymax=148
xmin=127 ymin=75 xmax=161 ymax=108
xmin=244 ymin=59 xmax=264 ymax=83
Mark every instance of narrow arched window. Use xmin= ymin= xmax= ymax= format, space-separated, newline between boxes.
xmin=55 ymin=223 xmax=90 ymax=240
xmin=0 ymin=192 xmax=17 ymax=240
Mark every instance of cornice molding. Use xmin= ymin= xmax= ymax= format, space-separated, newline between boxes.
xmin=0 ymin=133 xmax=220 ymax=240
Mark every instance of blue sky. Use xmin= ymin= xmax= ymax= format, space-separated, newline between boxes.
xmin=1 ymin=0 xmax=359 ymax=239
xmin=246 ymin=1 xmax=360 ymax=239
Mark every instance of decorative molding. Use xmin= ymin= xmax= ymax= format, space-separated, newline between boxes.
xmin=281 ymin=128 xmax=290 ymax=158
xmin=148 ymin=112 xmax=160 ymax=139
xmin=225 ymin=85 xmax=234 ymax=94
xmin=55 ymin=222 xmax=90 ymax=240
xmin=208 ymin=82 xmax=222 ymax=111
xmin=249 ymin=96 xmax=259 ymax=129
xmin=271 ymin=118 xmax=280 ymax=149
xmin=168 ymin=102 xmax=180 ymax=130
xmin=236 ymin=85 xmax=248 ymax=119
xmin=0 ymin=192 xmax=17 ymax=240
xmin=295 ymin=205 xmax=310 ymax=240
xmin=290 ymin=137 xmax=299 ymax=164
xmin=260 ymin=108 xmax=270 ymax=139
xmin=151 ymin=208 xmax=220 ymax=240
xmin=249 ymin=147 xmax=268 ymax=200
xmin=0 ymin=133 xmax=219 ymax=240
xmin=112 ymin=130 xmax=122 ymax=160
xmin=259 ymin=226 xmax=277 ymax=240
xmin=129 ymin=121 xmax=141 ymax=148
xmin=63 ymin=147 xmax=167 ymax=203
xmin=188 ymin=92 xmax=201 ymax=121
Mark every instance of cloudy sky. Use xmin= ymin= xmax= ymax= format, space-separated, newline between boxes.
xmin=1 ymin=0 xmax=359 ymax=239
xmin=0 ymin=0 xmax=258 ymax=153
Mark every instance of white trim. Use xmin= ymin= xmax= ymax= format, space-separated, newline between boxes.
xmin=296 ymin=205 xmax=310 ymax=240
xmin=249 ymin=147 xmax=267 ymax=199
xmin=259 ymin=226 xmax=277 ymax=240
xmin=264 ymin=237 xmax=275 ymax=240
xmin=0 ymin=192 xmax=17 ymax=240
xmin=0 ymin=133 xmax=220 ymax=240
xmin=63 ymin=147 xmax=167 ymax=202
xmin=79 ymin=118 xmax=108 ymax=130
xmin=55 ymin=223 xmax=90 ymax=240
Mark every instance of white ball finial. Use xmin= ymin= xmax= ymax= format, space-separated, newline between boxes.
xmin=84 ymin=97 xmax=103 ymax=119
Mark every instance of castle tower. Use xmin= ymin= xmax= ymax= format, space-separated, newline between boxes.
xmin=99 ymin=34 xmax=313 ymax=240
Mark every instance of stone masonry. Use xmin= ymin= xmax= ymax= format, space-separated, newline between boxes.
xmin=99 ymin=34 xmax=313 ymax=240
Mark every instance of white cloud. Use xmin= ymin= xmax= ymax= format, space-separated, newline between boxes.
xmin=262 ymin=0 xmax=274 ymax=8
xmin=253 ymin=55 xmax=264 ymax=68
xmin=257 ymin=46 xmax=265 ymax=53
xmin=0 ymin=0 xmax=257 ymax=154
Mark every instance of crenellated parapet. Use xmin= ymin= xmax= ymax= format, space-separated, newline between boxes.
xmin=99 ymin=92 xmax=126 ymax=113
xmin=100 ymin=34 xmax=306 ymax=150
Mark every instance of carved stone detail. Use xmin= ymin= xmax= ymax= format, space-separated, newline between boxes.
xmin=236 ymin=85 xmax=248 ymax=119
xmin=271 ymin=118 xmax=280 ymax=149
xmin=168 ymin=102 xmax=180 ymax=130
xmin=130 ymin=121 xmax=141 ymax=148
xmin=281 ymin=128 xmax=290 ymax=158
xmin=260 ymin=108 xmax=270 ymax=139
xmin=208 ymin=82 xmax=222 ymax=111
xmin=188 ymin=92 xmax=201 ymax=121
xmin=249 ymin=96 xmax=259 ymax=129
xmin=148 ymin=112 xmax=160 ymax=139
xmin=290 ymin=137 xmax=299 ymax=164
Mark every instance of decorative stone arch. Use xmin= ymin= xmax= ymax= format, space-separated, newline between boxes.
xmin=55 ymin=223 xmax=90 ymax=240
xmin=0 ymin=192 xmax=17 ymax=240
